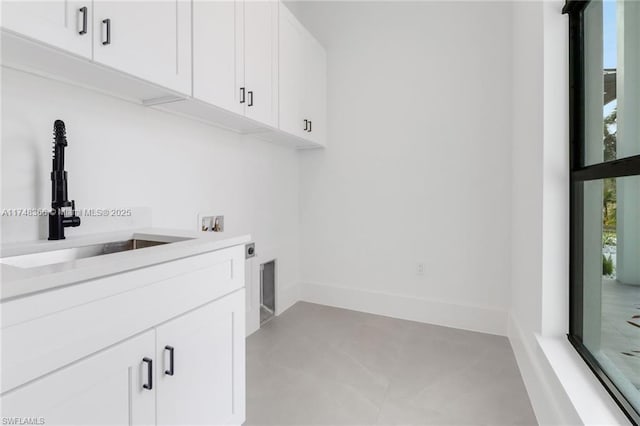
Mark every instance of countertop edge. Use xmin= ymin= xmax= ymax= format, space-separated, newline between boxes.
xmin=1 ymin=229 xmax=251 ymax=302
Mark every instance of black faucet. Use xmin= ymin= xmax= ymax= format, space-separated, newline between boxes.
xmin=49 ymin=120 xmax=81 ymax=240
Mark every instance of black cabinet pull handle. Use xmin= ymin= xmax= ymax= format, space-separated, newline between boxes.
xmin=79 ymin=7 xmax=88 ymax=35
xmin=248 ymin=91 xmax=254 ymax=107
xmin=164 ymin=346 xmax=175 ymax=376
xmin=304 ymin=119 xmax=308 ymax=131
xmin=240 ymin=87 xmax=245 ymax=104
xmin=102 ymin=18 xmax=111 ymax=45
xmin=142 ymin=357 xmax=153 ymax=390
xmin=308 ymin=120 xmax=312 ymax=132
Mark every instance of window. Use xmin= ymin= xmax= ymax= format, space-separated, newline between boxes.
xmin=565 ymin=1 xmax=640 ymax=423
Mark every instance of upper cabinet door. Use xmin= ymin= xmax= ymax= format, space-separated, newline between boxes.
xmin=278 ymin=3 xmax=307 ymax=139
xmin=1 ymin=1 xmax=92 ymax=58
xmin=156 ymin=290 xmax=246 ymax=426
xmin=1 ymin=330 xmax=155 ymax=426
xmin=193 ymin=0 xmax=245 ymax=114
xmin=278 ymin=3 xmax=327 ymax=145
xmin=93 ymin=1 xmax=191 ymax=95
xmin=244 ymin=0 xmax=278 ymax=127
xmin=303 ymin=37 xmax=327 ymax=146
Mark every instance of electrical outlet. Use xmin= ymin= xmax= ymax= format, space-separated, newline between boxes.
xmin=416 ymin=262 xmax=425 ymax=276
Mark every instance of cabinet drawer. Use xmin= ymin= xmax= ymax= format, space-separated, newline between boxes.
xmin=0 ymin=245 xmax=244 ymax=393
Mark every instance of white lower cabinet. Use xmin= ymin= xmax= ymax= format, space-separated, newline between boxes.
xmin=157 ymin=290 xmax=246 ymax=426
xmin=1 ymin=290 xmax=245 ymax=426
xmin=0 ymin=247 xmax=246 ymax=426
xmin=2 ymin=330 xmax=156 ymax=426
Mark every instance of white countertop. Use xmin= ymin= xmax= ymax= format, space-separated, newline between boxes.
xmin=0 ymin=228 xmax=251 ymax=302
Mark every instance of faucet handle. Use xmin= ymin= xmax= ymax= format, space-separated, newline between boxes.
xmin=64 ymin=201 xmax=81 ymax=227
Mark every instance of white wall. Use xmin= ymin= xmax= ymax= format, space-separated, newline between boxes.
xmin=0 ymin=68 xmax=301 ymax=334
xmin=510 ymin=0 xmax=545 ymax=340
xmin=292 ymin=1 xmax=513 ymax=335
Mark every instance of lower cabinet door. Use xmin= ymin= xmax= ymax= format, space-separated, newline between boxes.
xmin=0 ymin=330 xmax=156 ymax=426
xmin=156 ymin=289 xmax=246 ymax=426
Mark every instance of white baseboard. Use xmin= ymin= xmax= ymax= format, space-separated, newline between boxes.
xmin=300 ymin=282 xmax=508 ymax=336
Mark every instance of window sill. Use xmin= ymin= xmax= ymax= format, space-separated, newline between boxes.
xmin=535 ymin=334 xmax=633 ymax=425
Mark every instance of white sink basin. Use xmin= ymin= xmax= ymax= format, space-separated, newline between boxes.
xmin=1 ymin=239 xmax=175 ymax=269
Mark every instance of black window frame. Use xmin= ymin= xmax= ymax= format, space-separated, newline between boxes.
xmin=564 ymin=1 xmax=640 ymax=424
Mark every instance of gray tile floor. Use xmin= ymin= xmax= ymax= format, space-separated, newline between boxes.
xmin=246 ymin=302 xmax=537 ymax=425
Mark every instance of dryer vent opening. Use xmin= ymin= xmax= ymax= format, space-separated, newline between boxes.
xmin=260 ymin=260 xmax=276 ymax=325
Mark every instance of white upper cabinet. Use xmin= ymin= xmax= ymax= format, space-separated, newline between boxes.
xmin=192 ymin=0 xmax=277 ymax=128
xmin=304 ymin=37 xmax=327 ymax=146
xmin=2 ymin=0 xmax=325 ymax=148
xmin=93 ymin=1 xmax=191 ymax=95
xmin=278 ymin=4 xmax=306 ymax=139
xmin=1 ymin=1 xmax=92 ymax=58
xmin=193 ymin=0 xmax=245 ymax=115
xmin=278 ymin=3 xmax=327 ymax=146
xmin=244 ymin=1 xmax=278 ymax=128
